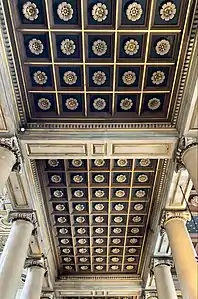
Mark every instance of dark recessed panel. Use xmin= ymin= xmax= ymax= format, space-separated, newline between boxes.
xmin=4 ymin=0 xmax=191 ymax=123
xmin=37 ymin=157 xmax=161 ymax=276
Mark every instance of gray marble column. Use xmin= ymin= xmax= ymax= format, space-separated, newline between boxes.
xmin=0 ymin=211 xmax=36 ymax=299
xmin=152 ymin=258 xmax=177 ymax=299
xmin=163 ymin=210 xmax=197 ymax=299
xmin=20 ymin=258 xmax=46 ymax=299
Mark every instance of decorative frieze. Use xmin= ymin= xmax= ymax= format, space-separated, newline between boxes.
xmin=0 ymin=137 xmax=22 ymax=172
xmin=8 ymin=210 xmax=37 ymax=228
xmin=161 ymin=210 xmax=191 ymax=227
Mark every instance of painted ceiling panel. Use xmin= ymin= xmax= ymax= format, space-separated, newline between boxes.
xmin=37 ymin=157 xmax=163 ymax=276
xmin=3 ymin=0 xmax=192 ymax=123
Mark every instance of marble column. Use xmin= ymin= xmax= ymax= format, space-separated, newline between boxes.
xmin=182 ymin=144 xmax=198 ymax=193
xmin=152 ymin=258 xmax=177 ymax=299
xmin=0 ymin=137 xmax=21 ymax=192
xmin=0 ymin=211 xmax=36 ymax=299
xmin=20 ymin=258 xmax=46 ymax=299
xmin=163 ymin=210 xmax=198 ymax=299
xmin=177 ymin=137 xmax=198 ymax=193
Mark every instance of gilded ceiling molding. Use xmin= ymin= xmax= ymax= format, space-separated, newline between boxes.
xmin=175 ymin=136 xmax=198 ymax=171
xmin=0 ymin=136 xmax=22 ymax=172
xmin=59 ymin=275 xmax=138 ymax=281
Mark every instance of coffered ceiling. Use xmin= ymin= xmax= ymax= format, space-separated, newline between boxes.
xmin=36 ymin=157 xmax=165 ymax=277
xmin=2 ymin=0 xmax=195 ymax=125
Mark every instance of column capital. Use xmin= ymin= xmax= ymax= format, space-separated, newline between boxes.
xmin=25 ymin=257 xmax=46 ymax=270
xmin=161 ymin=210 xmax=191 ymax=227
xmin=144 ymin=292 xmax=158 ymax=299
xmin=0 ymin=136 xmax=23 ymax=172
xmin=40 ymin=292 xmax=55 ymax=299
xmin=176 ymin=136 xmax=198 ymax=172
xmin=8 ymin=210 xmax=37 ymax=228
xmin=151 ymin=257 xmax=174 ymax=270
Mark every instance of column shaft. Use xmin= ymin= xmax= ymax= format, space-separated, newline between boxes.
xmin=182 ymin=145 xmax=198 ymax=193
xmin=154 ymin=264 xmax=177 ymax=299
xmin=0 ymin=220 xmax=33 ymax=299
xmin=165 ymin=218 xmax=198 ymax=299
xmin=0 ymin=147 xmax=16 ymax=191
xmin=20 ymin=266 xmax=45 ymax=299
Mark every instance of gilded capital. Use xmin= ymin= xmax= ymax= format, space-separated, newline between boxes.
xmin=8 ymin=210 xmax=37 ymax=228
xmin=161 ymin=210 xmax=191 ymax=227
xmin=0 ymin=137 xmax=23 ymax=172
xmin=176 ymin=136 xmax=198 ymax=172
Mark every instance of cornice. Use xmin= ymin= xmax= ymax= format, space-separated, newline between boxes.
xmin=28 ymin=159 xmax=58 ymax=286
xmin=0 ymin=0 xmax=26 ymax=126
xmin=26 ymin=122 xmax=174 ymax=130
xmin=173 ymin=0 xmax=198 ymax=126
xmin=141 ymin=159 xmax=173 ymax=284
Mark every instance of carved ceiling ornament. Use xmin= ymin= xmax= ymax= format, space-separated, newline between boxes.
xmin=0 ymin=137 xmax=22 ymax=172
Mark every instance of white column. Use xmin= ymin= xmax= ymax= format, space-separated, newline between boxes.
xmin=153 ymin=258 xmax=177 ymax=299
xmin=20 ymin=259 xmax=45 ymax=299
xmin=0 ymin=211 xmax=36 ymax=299
xmin=0 ymin=146 xmax=16 ymax=192
xmin=182 ymin=144 xmax=198 ymax=193
xmin=163 ymin=211 xmax=198 ymax=299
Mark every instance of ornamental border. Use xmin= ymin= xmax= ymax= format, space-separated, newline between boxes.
xmin=0 ymin=0 xmax=197 ymax=130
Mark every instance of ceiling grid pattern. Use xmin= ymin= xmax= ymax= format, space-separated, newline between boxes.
xmin=4 ymin=0 xmax=190 ymax=123
xmin=37 ymin=158 xmax=161 ymax=276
